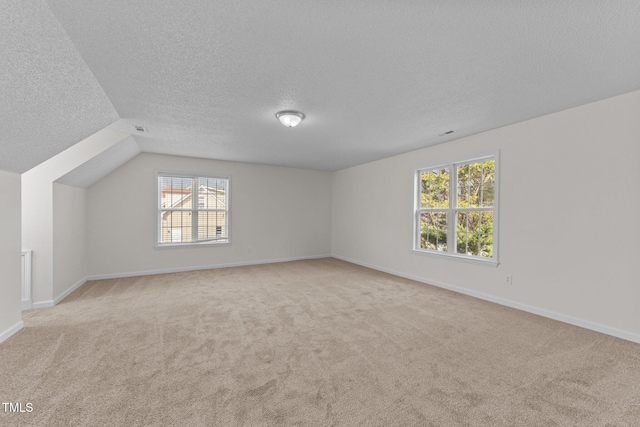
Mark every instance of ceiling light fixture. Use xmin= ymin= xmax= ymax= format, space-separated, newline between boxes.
xmin=276 ymin=110 xmax=305 ymax=128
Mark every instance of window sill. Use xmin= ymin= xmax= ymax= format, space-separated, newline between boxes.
xmin=155 ymin=241 xmax=230 ymax=249
xmin=411 ymin=248 xmax=499 ymax=267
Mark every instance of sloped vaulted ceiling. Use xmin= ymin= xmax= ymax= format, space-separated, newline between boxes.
xmin=0 ymin=0 xmax=119 ymax=174
xmin=2 ymin=1 xmax=640 ymax=176
xmin=47 ymin=0 xmax=640 ymax=171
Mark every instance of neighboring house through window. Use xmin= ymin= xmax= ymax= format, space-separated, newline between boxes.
xmin=158 ymin=173 xmax=229 ymax=245
xmin=414 ymin=153 xmax=498 ymax=264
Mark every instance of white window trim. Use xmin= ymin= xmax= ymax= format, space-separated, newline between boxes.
xmin=412 ymin=151 xmax=499 ymax=267
xmin=155 ymin=171 xmax=231 ymax=248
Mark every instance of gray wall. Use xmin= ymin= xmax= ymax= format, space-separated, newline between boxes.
xmin=332 ymin=90 xmax=640 ymax=341
xmin=0 ymin=170 xmax=22 ymax=343
xmin=86 ymin=153 xmax=332 ymax=276
xmin=53 ymin=183 xmax=87 ymax=299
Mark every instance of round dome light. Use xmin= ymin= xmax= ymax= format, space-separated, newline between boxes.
xmin=276 ymin=110 xmax=305 ymax=127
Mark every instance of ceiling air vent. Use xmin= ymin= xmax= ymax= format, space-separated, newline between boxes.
xmin=133 ymin=125 xmax=148 ymax=133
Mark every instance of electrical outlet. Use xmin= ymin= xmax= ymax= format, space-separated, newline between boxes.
xmin=503 ymin=275 xmax=513 ymax=285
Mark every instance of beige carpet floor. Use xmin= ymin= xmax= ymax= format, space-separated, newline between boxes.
xmin=1 ymin=258 xmax=639 ymax=426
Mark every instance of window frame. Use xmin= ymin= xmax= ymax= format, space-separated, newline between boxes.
xmin=412 ymin=151 xmax=499 ymax=266
xmin=156 ymin=172 xmax=231 ymax=248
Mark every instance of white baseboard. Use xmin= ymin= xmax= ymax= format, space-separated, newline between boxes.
xmin=54 ymin=277 xmax=89 ymax=305
xmin=87 ymin=254 xmax=332 ymax=281
xmin=31 ymin=277 xmax=89 ymax=309
xmin=0 ymin=321 xmax=24 ymax=344
xmin=332 ymin=255 xmax=640 ymax=345
xmin=32 ymin=300 xmax=54 ymax=309
xmin=21 ymin=299 xmax=32 ymax=311
xmin=29 ymin=255 xmax=331 ymax=310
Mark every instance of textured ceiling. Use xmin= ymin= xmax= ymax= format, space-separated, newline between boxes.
xmin=3 ymin=1 xmax=640 ymax=176
xmin=0 ymin=0 xmax=119 ymax=174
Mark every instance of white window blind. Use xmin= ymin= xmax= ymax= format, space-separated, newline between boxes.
xmin=158 ymin=174 xmax=230 ymax=245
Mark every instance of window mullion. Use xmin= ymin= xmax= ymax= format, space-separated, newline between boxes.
xmin=192 ymin=181 xmax=198 ymax=243
xmin=448 ymin=164 xmax=456 ymax=254
xmin=416 ymin=209 xmax=421 ymax=249
xmin=454 ymin=207 xmax=493 ymax=212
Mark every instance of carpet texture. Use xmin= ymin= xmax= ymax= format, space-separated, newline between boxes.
xmin=1 ymin=258 xmax=639 ymax=426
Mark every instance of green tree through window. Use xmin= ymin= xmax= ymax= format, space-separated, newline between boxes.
xmin=416 ymin=155 xmax=498 ymax=262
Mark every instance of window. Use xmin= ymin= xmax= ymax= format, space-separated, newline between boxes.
xmin=414 ymin=153 xmax=498 ymax=264
xmin=158 ymin=173 xmax=229 ymax=246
